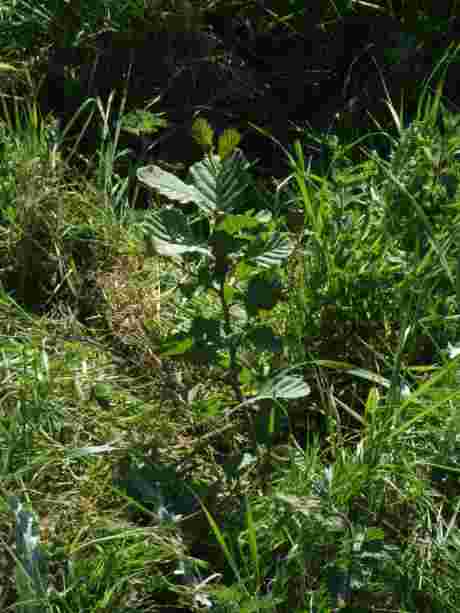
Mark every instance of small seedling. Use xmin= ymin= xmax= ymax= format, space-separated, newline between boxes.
xmin=137 ymin=118 xmax=310 ymax=445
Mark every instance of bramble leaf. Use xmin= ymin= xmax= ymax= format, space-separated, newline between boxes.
xmin=142 ymin=209 xmax=212 ymax=257
xmin=247 ymin=233 xmax=293 ymax=268
xmin=137 ymin=165 xmax=201 ymax=204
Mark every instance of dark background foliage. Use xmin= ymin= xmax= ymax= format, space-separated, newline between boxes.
xmin=21 ymin=2 xmax=459 ymax=180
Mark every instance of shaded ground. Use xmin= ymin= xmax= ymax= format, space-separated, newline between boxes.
xmin=37 ymin=14 xmax=460 ymax=181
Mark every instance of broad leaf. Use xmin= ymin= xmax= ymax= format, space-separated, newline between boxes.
xmin=138 ymin=153 xmax=251 ymax=217
xmin=241 ymin=373 xmax=310 ymax=405
xmin=142 ymin=209 xmax=212 ymax=258
xmin=192 ymin=117 xmax=214 ymax=152
xmin=120 ymin=109 xmax=167 ymax=136
xmin=137 ymin=164 xmax=201 ymax=204
xmin=248 ymin=233 xmax=293 ymax=268
xmin=160 ymin=334 xmax=194 ymax=357
xmin=256 ymin=373 xmax=310 ymax=400
xmin=189 ymin=153 xmax=250 ymax=214
xmin=217 ymin=212 xmax=261 ymax=235
xmin=218 ymin=129 xmax=241 ymax=159
xmin=187 ymin=155 xmax=221 ymax=212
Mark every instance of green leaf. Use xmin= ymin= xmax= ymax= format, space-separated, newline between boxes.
xmin=92 ymin=382 xmax=113 ymax=408
xmin=238 ymin=366 xmax=254 ymax=386
xmin=255 ymin=373 xmax=310 ymax=400
xmin=229 ymin=304 xmax=248 ymax=322
xmin=160 ymin=334 xmax=194 ymax=356
xmin=66 ymin=443 xmax=119 ymax=457
xmin=274 ymin=493 xmax=322 ymax=517
xmin=0 ymin=63 xmax=18 ymax=71
xmin=217 ymin=212 xmax=261 ymax=235
xmin=233 ymin=261 xmax=255 ymax=282
xmin=137 ymin=164 xmax=201 ymax=205
xmin=192 ymin=117 xmax=214 ymax=152
xmin=244 ymin=496 xmax=260 ymax=591
xmin=218 ymin=128 xmax=241 ymax=159
xmin=198 ymin=498 xmax=242 ymax=585
xmin=313 ymin=360 xmax=391 ymax=388
xmin=238 ymin=373 xmax=310 ymax=406
xmin=187 ymin=155 xmax=221 ymax=213
xmin=120 ymin=109 xmax=167 ymax=136
xmin=138 ymin=151 xmax=252 ymax=218
xmin=247 ymin=233 xmax=293 ymax=268
xmin=143 ymin=209 xmax=212 ymax=258
xmin=254 ymin=209 xmax=273 ymax=224
xmin=189 ymin=153 xmax=250 ymax=214
xmin=223 ymin=283 xmax=236 ymax=303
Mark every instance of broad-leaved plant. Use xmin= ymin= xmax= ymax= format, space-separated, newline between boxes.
xmin=137 ymin=119 xmax=309 ymax=423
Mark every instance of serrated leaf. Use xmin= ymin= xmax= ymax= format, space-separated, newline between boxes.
xmin=137 ymin=165 xmax=201 ymax=204
xmin=143 ymin=209 xmax=212 ymax=258
xmin=257 ymin=374 xmax=310 ymax=399
xmin=249 ymin=233 xmax=293 ymax=268
xmin=192 ymin=117 xmax=214 ymax=151
xmin=120 ymin=109 xmax=167 ymax=135
xmin=188 ymin=155 xmax=221 ymax=213
xmin=218 ymin=154 xmax=251 ymax=209
xmin=240 ymin=373 xmax=310 ymax=405
xmin=218 ymin=128 xmax=241 ymax=159
xmin=139 ymin=151 xmax=252 ymax=217
xmin=190 ymin=154 xmax=250 ymax=214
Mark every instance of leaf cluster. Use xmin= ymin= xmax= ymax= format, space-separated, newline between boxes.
xmin=137 ymin=120 xmax=308 ymax=408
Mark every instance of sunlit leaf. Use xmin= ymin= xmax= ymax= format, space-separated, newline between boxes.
xmin=137 ymin=165 xmax=201 ymax=204
xmin=218 ymin=128 xmax=241 ymax=159
xmin=240 ymin=373 xmax=310 ymax=405
xmin=142 ymin=209 xmax=212 ymax=257
xmin=248 ymin=233 xmax=293 ymax=268
xmin=192 ymin=117 xmax=214 ymax=152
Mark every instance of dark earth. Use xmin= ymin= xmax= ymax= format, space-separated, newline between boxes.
xmin=38 ymin=11 xmax=460 ymax=186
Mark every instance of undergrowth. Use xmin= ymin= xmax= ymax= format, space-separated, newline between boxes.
xmin=1 ymin=9 xmax=460 ymax=613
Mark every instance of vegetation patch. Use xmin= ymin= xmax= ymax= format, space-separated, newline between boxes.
xmin=1 ymin=4 xmax=460 ymax=612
